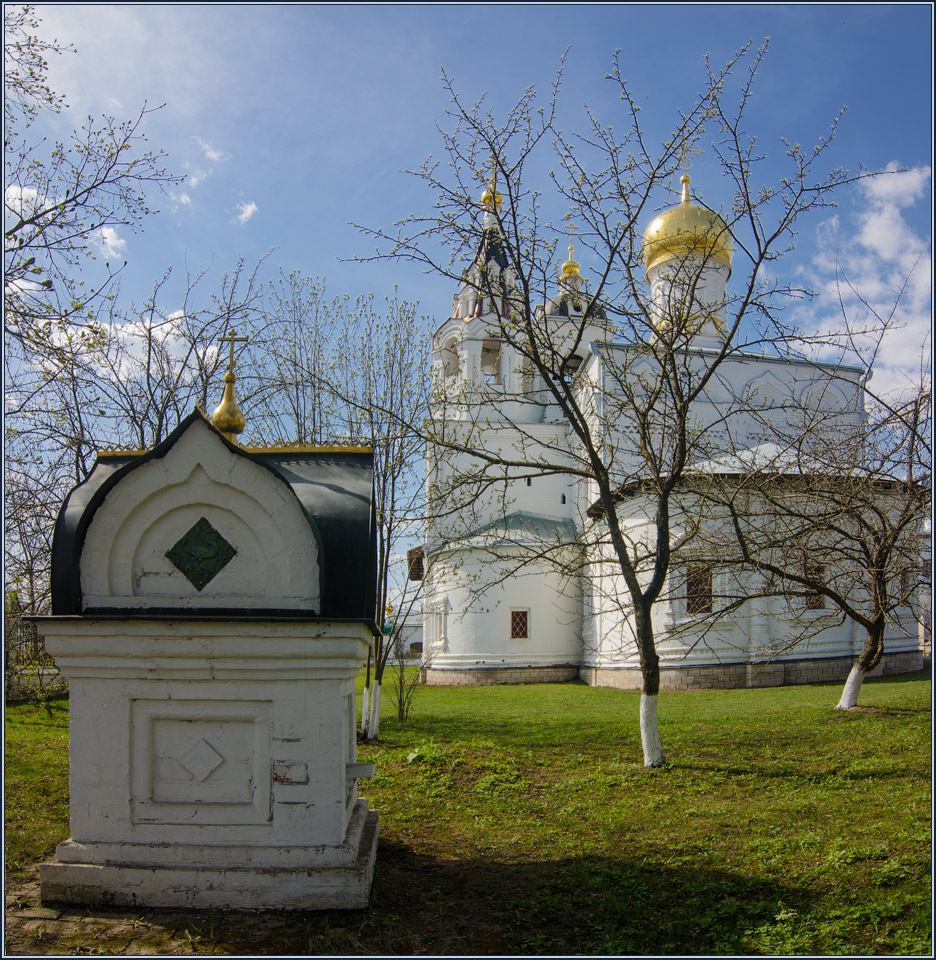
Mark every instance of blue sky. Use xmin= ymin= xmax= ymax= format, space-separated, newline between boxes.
xmin=29 ymin=2 xmax=933 ymax=391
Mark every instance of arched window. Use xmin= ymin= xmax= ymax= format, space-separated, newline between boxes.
xmin=481 ymin=339 xmax=502 ymax=384
xmin=561 ymin=354 xmax=584 ymax=381
xmin=441 ymin=338 xmax=459 ymax=379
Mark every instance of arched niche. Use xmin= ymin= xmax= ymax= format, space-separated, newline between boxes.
xmin=79 ymin=418 xmax=320 ymax=611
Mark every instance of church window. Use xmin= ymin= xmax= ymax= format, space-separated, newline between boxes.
xmin=561 ymin=354 xmax=584 ymax=381
xmin=805 ymin=565 xmax=825 ymax=610
xmin=481 ymin=339 xmax=502 ymax=383
xmin=518 ymin=356 xmax=534 ymax=395
xmin=407 ymin=546 xmax=425 ymax=581
xmin=561 ymin=494 xmax=566 ymax=504
xmin=510 ymin=609 xmax=529 ymax=639
xmin=441 ymin=338 xmax=459 ymax=378
xmin=900 ymin=567 xmax=914 ymax=603
xmin=525 ymin=477 xmax=532 ymax=487
xmin=686 ymin=565 xmax=713 ymax=615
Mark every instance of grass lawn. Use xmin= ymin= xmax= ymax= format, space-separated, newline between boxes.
xmin=5 ymin=673 xmax=931 ymax=955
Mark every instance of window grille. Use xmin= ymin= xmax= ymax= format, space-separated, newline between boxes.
xmin=686 ymin=565 xmax=713 ymax=615
xmin=805 ymin=565 xmax=825 ymax=610
xmin=510 ymin=610 xmax=528 ymax=639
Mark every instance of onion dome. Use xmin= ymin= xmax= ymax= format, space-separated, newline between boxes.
xmin=480 ymin=179 xmax=503 ymax=210
xmin=211 ymin=371 xmax=246 ymax=442
xmin=643 ymin=175 xmax=733 ymax=277
xmin=560 ymin=237 xmax=580 ymax=279
xmin=211 ymin=330 xmax=248 ymax=443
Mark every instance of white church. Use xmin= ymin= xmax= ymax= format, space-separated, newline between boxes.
xmin=415 ymin=176 xmax=925 ymax=690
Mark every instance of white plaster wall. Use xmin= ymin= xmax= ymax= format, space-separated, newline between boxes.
xmin=80 ymin=419 xmax=320 ymax=610
xmin=425 ymin=546 xmax=582 ymax=669
xmin=43 ymin=619 xmax=370 ymax=854
xmin=428 ymin=423 xmax=576 ymax=546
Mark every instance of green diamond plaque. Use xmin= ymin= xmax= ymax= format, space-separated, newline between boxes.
xmin=165 ymin=517 xmax=237 ymax=591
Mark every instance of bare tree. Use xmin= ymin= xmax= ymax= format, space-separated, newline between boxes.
xmin=253 ymin=279 xmax=429 ymax=739
xmin=689 ymin=273 xmax=930 ymax=709
xmin=360 ymin=42 xmax=870 ymax=765
xmin=4 ymin=6 xmax=181 ymax=349
xmin=4 ymin=258 xmax=269 ymax=632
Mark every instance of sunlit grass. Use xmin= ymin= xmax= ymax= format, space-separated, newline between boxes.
xmin=5 ymin=673 xmax=930 ymax=955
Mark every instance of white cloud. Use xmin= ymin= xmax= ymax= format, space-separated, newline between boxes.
xmin=793 ymin=163 xmax=931 ymax=400
xmin=4 ymin=185 xmax=44 ymax=218
xmin=235 ymin=201 xmax=258 ymax=225
xmin=862 ymin=161 xmax=931 ymax=206
xmin=185 ymin=164 xmax=208 ymax=188
xmin=193 ymin=136 xmax=228 ymax=164
xmin=95 ymin=226 xmax=127 ymax=258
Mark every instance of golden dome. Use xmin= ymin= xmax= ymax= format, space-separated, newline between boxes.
xmin=561 ymin=236 xmax=580 ymax=278
xmin=643 ymin=175 xmax=732 ymax=276
xmin=211 ymin=370 xmax=246 ymax=441
xmin=481 ymin=179 xmax=502 ymax=209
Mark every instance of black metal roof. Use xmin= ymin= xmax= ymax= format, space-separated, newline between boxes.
xmin=48 ymin=410 xmax=377 ymax=623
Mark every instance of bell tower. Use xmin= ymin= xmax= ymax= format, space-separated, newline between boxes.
xmin=642 ymin=174 xmax=733 ymax=345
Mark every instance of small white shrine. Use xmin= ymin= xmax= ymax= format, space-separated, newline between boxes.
xmin=38 ymin=347 xmax=380 ymax=910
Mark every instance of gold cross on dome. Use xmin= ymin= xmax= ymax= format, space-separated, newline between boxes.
xmin=677 ymin=139 xmax=703 ymax=178
xmin=218 ymin=329 xmax=248 ymax=374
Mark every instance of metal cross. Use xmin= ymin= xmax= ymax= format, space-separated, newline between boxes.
xmin=218 ymin=329 xmax=248 ymax=374
xmin=678 ymin=139 xmax=703 ymax=177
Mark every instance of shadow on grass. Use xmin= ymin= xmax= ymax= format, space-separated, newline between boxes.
xmin=17 ymin=839 xmax=808 ymax=956
xmin=318 ymin=838 xmax=806 ymax=956
xmin=673 ymin=761 xmax=928 ymax=783
xmin=354 ymin=838 xmax=809 ymax=955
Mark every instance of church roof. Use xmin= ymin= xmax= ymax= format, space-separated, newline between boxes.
xmin=543 ymin=285 xmax=607 ymax=321
xmin=472 ymin=226 xmax=511 ymax=274
xmin=428 ymin=510 xmax=577 ymax=554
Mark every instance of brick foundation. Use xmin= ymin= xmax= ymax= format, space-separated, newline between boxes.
xmin=580 ymin=650 xmax=928 ymax=691
xmin=422 ymin=651 xmax=927 ymax=689
xmin=423 ymin=665 xmax=579 ymax=686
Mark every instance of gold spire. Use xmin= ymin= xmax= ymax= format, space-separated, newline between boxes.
xmin=211 ymin=329 xmax=248 ymax=443
xmin=561 ymin=228 xmax=580 ymax=279
xmin=642 ymin=173 xmax=733 ymax=276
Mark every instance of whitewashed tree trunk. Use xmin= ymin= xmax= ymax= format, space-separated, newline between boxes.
xmin=360 ymin=685 xmax=370 ymax=734
xmin=640 ymin=693 xmax=665 ymax=767
xmin=366 ymin=681 xmax=382 ymax=740
xmin=834 ymin=662 xmax=867 ymax=710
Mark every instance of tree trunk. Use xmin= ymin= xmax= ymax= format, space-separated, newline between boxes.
xmin=834 ymin=622 xmax=885 ymax=711
xmin=636 ymin=605 xmax=665 ymax=767
xmin=640 ymin=693 xmax=665 ymax=767
xmin=365 ymin=680 xmax=382 ymax=740
xmin=360 ymin=685 xmax=370 ymax=734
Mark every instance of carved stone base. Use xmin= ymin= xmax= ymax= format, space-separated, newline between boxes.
xmin=40 ymin=803 xmax=379 ymax=911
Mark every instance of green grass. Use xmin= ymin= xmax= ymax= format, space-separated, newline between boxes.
xmin=5 ymin=674 xmax=931 ymax=955
xmin=5 ymin=695 xmax=70 ymax=871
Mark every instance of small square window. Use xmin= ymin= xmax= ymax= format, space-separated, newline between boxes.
xmin=510 ymin=610 xmax=528 ymax=639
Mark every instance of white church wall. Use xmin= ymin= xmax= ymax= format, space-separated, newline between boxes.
xmin=425 ymin=545 xmax=582 ymax=671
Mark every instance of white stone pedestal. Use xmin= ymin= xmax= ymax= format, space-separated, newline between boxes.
xmin=39 ymin=619 xmax=379 ymax=910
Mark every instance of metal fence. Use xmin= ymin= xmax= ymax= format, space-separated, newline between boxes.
xmin=4 ymin=615 xmax=66 ymax=700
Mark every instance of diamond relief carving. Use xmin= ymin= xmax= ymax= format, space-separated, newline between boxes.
xmin=180 ymin=738 xmax=224 ymax=782
xmin=165 ymin=517 xmax=236 ymax=591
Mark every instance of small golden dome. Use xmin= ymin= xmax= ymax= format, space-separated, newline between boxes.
xmin=561 ymin=236 xmax=580 ymax=278
xmin=481 ymin=179 xmax=502 ymax=209
xmin=643 ymin=175 xmax=733 ymax=276
xmin=211 ymin=370 xmax=246 ymax=440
